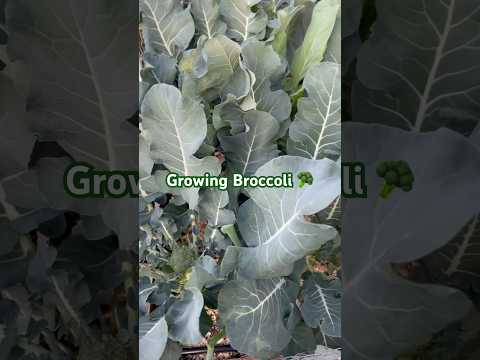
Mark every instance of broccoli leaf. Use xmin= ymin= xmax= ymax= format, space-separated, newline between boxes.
xmin=289 ymin=0 xmax=339 ymax=89
xmin=191 ymin=0 xmax=227 ymax=39
xmin=186 ymin=255 xmax=223 ymax=290
xmin=139 ymin=314 xmax=169 ymax=360
xmin=420 ymin=213 xmax=480 ymax=298
xmin=288 ymin=62 xmax=341 ymax=161
xmin=220 ymin=0 xmax=268 ymax=42
xmin=141 ymin=84 xmax=221 ymax=208
xmin=282 ymin=305 xmax=317 ymax=357
xmin=218 ymin=110 xmax=280 ymax=176
xmin=198 ymin=189 xmax=236 ymax=227
xmin=242 ymin=40 xmax=292 ymax=125
xmin=323 ymin=11 xmax=340 ymax=64
xmin=355 ymin=0 xmax=480 ymax=132
xmin=343 ymin=123 xmax=479 ymax=359
xmin=224 ymin=156 xmax=340 ymax=279
xmin=180 ymin=35 xmax=251 ymax=101
xmin=7 ymin=0 xmax=138 ymax=170
xmin=218 ymin=278 xmax=299 ymax=358
xmin=140 ymin=0 xmax=194 ymax=57
xmin=301 ymin=274 xmax=341 ymax=338
xmin=165 ymin=288 xmax=204 ymax=346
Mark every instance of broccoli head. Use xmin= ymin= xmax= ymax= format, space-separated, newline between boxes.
xmin=376 ymin=160 xmax=414 ymax=199
xmin=297 ymin=171 xmax=314 ymax=188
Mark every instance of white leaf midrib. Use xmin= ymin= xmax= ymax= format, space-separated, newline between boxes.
xmin=414 ymin=0 xmax=455 ymax=132
xmin=144 ymin=0 xmax=174 ymax=56
xmin=313 ymin=66 xmax=338 ymax=159
xmin=315 ymin=284 xmax=335 ymax=329
xmin=237 ymin=279 xmax=286 ymax=317
xmin=68 ymin=0 xmax=117 ymax=169
xmin=445 ymin=214 xmax=479 ymax=276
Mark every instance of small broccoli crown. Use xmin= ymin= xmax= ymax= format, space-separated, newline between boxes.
xmin=399 ymin=174 xmax=414 ymax=186
xmin=384 ymin=170 xmax=398 ymax=185
xmin=401 ymin=184 xmax=412 ymax=192
xmin=376 ymin=163 xmax=388 ymax=177
xmin=385 ymin=161 xmax=397 ymax=170
xmin=396 ymin=162 xmax=410 ymax=175
xmin=377 ymin=160 xmax=414 ymax=199
xmin=297 ymin=171 xmax=314 ymax=188
xmin=298 ymin=171 xmax=312 ymax=178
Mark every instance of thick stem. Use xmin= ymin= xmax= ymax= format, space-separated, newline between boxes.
xmin=206 ymin=330 xmax=225 ymax=360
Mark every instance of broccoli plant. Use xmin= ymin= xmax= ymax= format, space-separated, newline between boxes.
xmin=139 ymin=0 xmax=341 ymax=359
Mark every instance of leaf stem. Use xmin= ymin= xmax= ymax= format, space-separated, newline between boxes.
xmin=206 ymin=330 xmax=225 ymax=360
xmin=221 ymin=224 xmax=243 ymax=247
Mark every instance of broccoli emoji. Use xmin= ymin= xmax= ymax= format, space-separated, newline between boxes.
xmin=298 ymin=171 xmax=314 ymax=188
xmin=376 ymin=160 xmax=414 ymax=199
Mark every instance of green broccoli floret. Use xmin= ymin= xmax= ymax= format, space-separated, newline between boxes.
xmin=298 ymin=171 xmax=314 ymax=188
xmin=401 ymin=184 xmax=413 ymax=192
xmin=384 ymin=170 xmax=399 ymax=185
xmin=376 ymin=160 xmax=414 ymax=199
xmin=396 ymin=161 xmax=411 ymax=175
xmin=399 ymin=174 xmax=414 ymax=186
xmin=376 ymin=162 xmax=388 ymax=177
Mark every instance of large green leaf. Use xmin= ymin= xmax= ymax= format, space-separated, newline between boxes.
xmin=2 ymin=285 xmax=31 ymax=336
xmin=198 ymin=189 xmax=235 ymax=227
xmin=270 ymin=3 xmax=303 ymax=58
xmin=140 ymin=0 xmax=194 ymax=57
xmin=160 ymin=340 xmax=183 ymax=360
xmin=0 ymin=74 xmax=60 ymax=257
xmin=316 ymin=195 xmax=341 ymax=228
xmin=288 ymin=62 xmax=341 ymax=160
xmin=315 ymin=346 xmax=342 ymax=359
xmin=301 ymin=274 xmax=341 ymax=338
xmin=218 ymin=110 xmax=280 ymax=176
xmin=139 ymin=314 xmax=169 ymax=360
xmin=141 ymin=84 xmax=221 ymax=208
xmin=198 ymin=189 xmax=235 ymax=248
xmin=355 ymin=0 xmax=480 ymax=132
xmin=191 ymin=0 xmax=227 ymax=39
xmin=242 ymin=40 xmax=291 ymax=124
xmin=186 ymin=255 xmax=223 ymax=290
xmin=419 ymin=213 xmax=480 ymax=298
xmin=165 ymin=288 xmax=204 ymax=346
xmin=180 ymin=35 xmax=251 ymax=101
xmin=282 ymin=305 xmax=317 ymax=357
xmin=343 ymin=123 xmax=479 ymax=359
xmin=289 ymin=0 xmax=339 ymax=89
xmin=224 ymin=156 xmax=340 ymax=279
xmin=0 ymin=75 xmax=34 ymax=179
xmin=140 ymin=132 xmax=154 ymax=180
xmin=324 ymin=11 xmax=340 ymax=64
xmin=218 ymin=278 xmax=299 ymax=358
xmin=220 ymin=0 xmax=268 ymax=42
xmin=7 ymin=0 xmax=138 ymax=170
xmin=142 ymin=52 xmax=178 ymax=85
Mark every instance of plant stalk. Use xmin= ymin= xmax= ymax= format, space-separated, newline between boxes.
xmin=221 ymin=224 xmax=243 ymax=247
xmin=206 ymin=330 xmax=225 ymax=360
